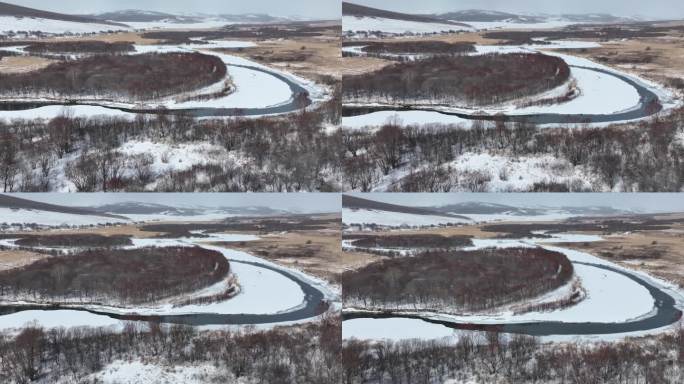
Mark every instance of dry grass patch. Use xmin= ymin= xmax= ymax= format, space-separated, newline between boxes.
xmin=223 ymin=229 xmax=358 ymax=282
xmin=550 ymin=35 xmax=684 ymax=87
xmin=225 ymin=36 xmax=342 ymax=80
xmin=0 ymin=250 xmax=47 ymax=272
xmin=0 ymin=55 xmax=54 ymax=74
xmin=550 ymin=223 xmax=684 ymax=287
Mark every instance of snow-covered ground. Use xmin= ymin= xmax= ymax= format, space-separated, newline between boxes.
xmin=84 ymin=360 xmax=221 ymax=384
xmin=343 ymin=208 xmax=472 ymax=228
xmin=344 ymin=317 xmax=456 ymax=341
xmin=0 ymin=16 xmax=126 ymax=36
xmin=444 ymin=152 xmax=598 ymax=192
xmin=0 ymin=105 xmax=136 ymax=121
xmin=343 ymin=204 xmax=591 ymax=229
xmin=342 ymin=110 xmax=472 ymax=130
xmin=117 ymin=139 xmax=247 ymax=179
xmin=358 ymin=149 xmax=609 ymax=192
xmin=511 ymin=66 xmax=639 ymax=115
xmin=0 ymin=207 xmax=129 ymax=228
xmin=125 ymin=20 xmax=233 ymax=30
xmin=343 ymin=16 xmax=473 ymax=35
xmin=463 ymin=20 xmax=588 ymax=31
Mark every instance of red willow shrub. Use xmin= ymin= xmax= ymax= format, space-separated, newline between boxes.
xmin=346 ymin=234 xmax=473 ymax=249
xmin=0 ymin=52 xmax=226 ymax=100
xmin=24 ymin=41 xmax=135 ymax=54
xmin=341 ymin=247 xmax=573 ymax=312
xmin=14 ymin=234 xmax=132 ymax=248
xmin=0 ymin=246 xmax=229 ymax=304
xmin=361 ymin=41 xmax=476 ymax=55
xmin=343 ymin=53 xmax=570 ymax=106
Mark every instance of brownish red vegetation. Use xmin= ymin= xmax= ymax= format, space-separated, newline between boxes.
xmin=341 ymin=247 xmax=573 ymax=311
xmin=345 ymin=234 xmax=472 ymax=250
xmin=0 ymin=52 xmax=226 ymax=100
xmin=13 ymin=234 xmax=132 ymax=248
xmin=343 ymin=53 xmax=570 ymax=106
xmin=360 ymin=41 xmax=476 ymax=55
xmin=24 ymin=41 xmax=135 ymax=54
xmin=0 ymin=246 xmax=229 ymax=304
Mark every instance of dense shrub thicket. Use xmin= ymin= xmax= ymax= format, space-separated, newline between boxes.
xmin=13 ymin=234 xmax=132 ymax=248
xmin=343 ymin=53 xmax=570 ymax=105
xmin=360 ymin=41 xmax=476 ymax=55
xmin=0 ymin=246 xmax=229 ymax=304
xmin=343 ymin=329 xmax=684 ymax=384
xmin=341 ymin=108 xmax=684 ymax=192
xmin=24 ymin=41 xmax=135 ymax=54
xmin=0 ymin=86 xmax=340 ymax=192
xmin=0 ymin=316 xmax=341 ymax=384
xmin=341 ymin=247 xmax=573 ymax=312
xmin=0 ymin=52 xmax=225 ymax=100
xmin=346 ymin=234 xmax=473 ymax=250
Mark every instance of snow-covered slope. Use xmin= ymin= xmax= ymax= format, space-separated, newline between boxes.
xmin=343 ymin=207 xmax=472 ymax=228
xmin=0 ymin=207 xmax=129 ymax=228
xmin=0 ymin=15 xmax=127 ymax=36
xmin=343 ymin=15 xmax=472 ymax=35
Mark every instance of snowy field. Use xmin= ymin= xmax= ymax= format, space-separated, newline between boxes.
xmin=365 ymin=150 xmax=599 ymax=193
xmin=343 ymin=16 xmax=473 ymax=35
xmin=343 ymin=208 xmax=472 ymax=228
xmin=0 ymin=207 xmax=129 ymax=227
xmin=0 ymin=205 xmax=243 ymax=229
xmin=343 ymin=206 xmax=586 ymax=228
xmin=344 ymin=317 xmax=456 ymax=341
xmin=84 ymin=360 xmax=221 ymax=384
xmin=443 ymin=152 xmax=597 ymax=192
xmin=117 ymin=140 xmax=247 ymax=178
xmin=0 ymin=16 xmax=126 ymax=36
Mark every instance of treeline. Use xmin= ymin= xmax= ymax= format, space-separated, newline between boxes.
xmin=483 ymin=24 xmax=684 ymax=43
xmin=343 ymin=53 xmax=570 ymax=106
xmin=341 ymin=247 xmax=573 ymax=312
xmin=341 ymin=109 xmax=684 ymax=191
xmin=343 ymin=329 xmax=684 ymax=383
xmin=0 ymin=316 xmax=341 ymax=384
xmin=345 ymin=234 xmax=473 ymax=250
xmin=0 ymin=88 xmax=341 ymax=192
xmin=0 ymin=52 xmax=225 ymax=100
xmin=0 ymin=246 xmax=229 ymax=305
xmin=142 ymin=216 xmax=337 ymax=237
xmin=482 ymin=216 xmax=681 ymax=238
xmin=24 ymin=41 xmax=135 ymax=54
xmin=142 ymin=24 xmax=334 ymax=44
xmin=13 ymin=233 xmax=132 ymax=248
xmin=360 ymin=41 xmax=476 ymax=55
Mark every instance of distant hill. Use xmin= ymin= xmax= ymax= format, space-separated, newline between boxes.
xmin=342 ymin=2 xmax=471 ymax=27
xmin=90 ymin=10 xmax=187 ymax=23
xmin=0 ymin=194 xmax=128 ymax=220
xmin=343 ymin=195 xmax=471 ymax=220
xmin=92 ymin=201 xmax=288 ymax=217
xmin=434 ymin=9 xmax=636 ymax=25
xmin=436 ymin=202 xmax=547 ymax=215
xmin=0 ymin=1 xmax=127 ymax=27
xmin=559 ymin=13 xmax=635 ymax=23
xmin=435 ymin=202 xmax=627 ymax=216
xmin=91 ymin=9 xmax=292 ymax=24
xmin=437 ymin=9 xmax=545 ymax=23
